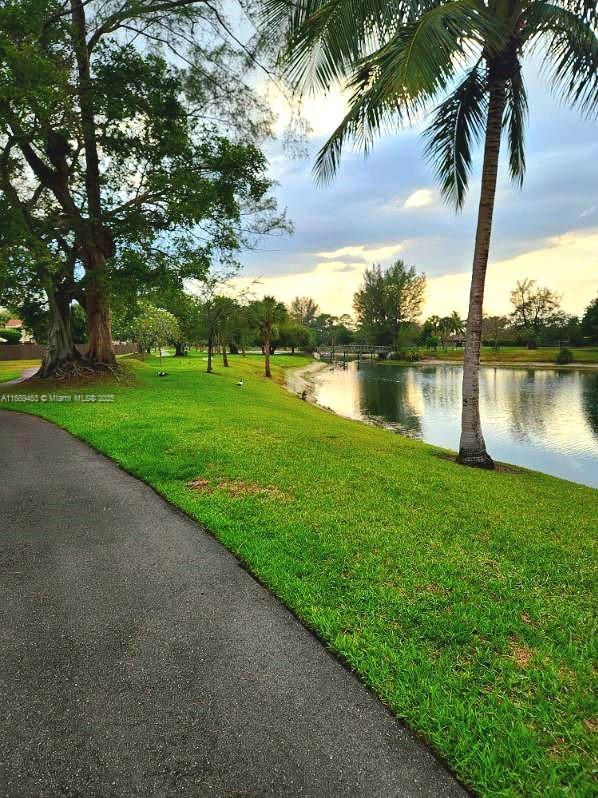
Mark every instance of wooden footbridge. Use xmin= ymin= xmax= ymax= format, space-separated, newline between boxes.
xmin=317 ymin=344 xmax=392 ymax=362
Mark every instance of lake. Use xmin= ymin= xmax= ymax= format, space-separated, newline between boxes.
xmin=307 ymin=361 xmax=598 ymax=488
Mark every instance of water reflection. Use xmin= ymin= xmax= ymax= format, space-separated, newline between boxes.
xmin=582 ymin=373 xmax=598 ymax=440
xmin=501 ymin=369 xmax=558 ymax=442
xmin=359 ymin=367 xmax=422 ymax=437
xmin=311 ymin=362 xmax=598 ymax=488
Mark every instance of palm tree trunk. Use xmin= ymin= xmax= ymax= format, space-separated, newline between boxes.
xmin=457 ymin=78 xmax=507 ymax=469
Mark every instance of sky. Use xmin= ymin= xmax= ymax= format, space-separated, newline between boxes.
xmin=231 ymin=58 xmax=598 ymax=321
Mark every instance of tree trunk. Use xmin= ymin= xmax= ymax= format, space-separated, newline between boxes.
xmin=264 ymin=327 xmax=271 ymax=378
xmin=81 ymin=242 xmax=116 ymax=367
xmin=85 ymin=282 xmax=115 ymax=365
xmin=174 ymin=341 xmax=186 ymax=356
xmin=222 ymin=340 xmax=229 ymax=367
xmin=207 ymin=336 xmax=213 ymax=373
xmin=71 ymin=1 xmax=117 ymax=370
xmin=457 ymin=76 xmax=507 ymax=469
xmin=39 ymin=285 xmax=83 ymax=378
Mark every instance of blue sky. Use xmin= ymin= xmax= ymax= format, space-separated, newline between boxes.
xmin=234 ymin=58 xmax=597 ymax=319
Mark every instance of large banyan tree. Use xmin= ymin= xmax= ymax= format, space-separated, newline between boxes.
xmin=0 ymin=0 xmax=285 ymax=376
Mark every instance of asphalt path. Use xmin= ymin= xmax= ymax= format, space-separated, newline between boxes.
xmin=0 ymin=410 xmax=468 ymax=797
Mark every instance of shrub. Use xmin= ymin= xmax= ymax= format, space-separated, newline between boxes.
xmin=0 ymin=328 xmax=21 ymax=344
xmin=555 ymin=347 xmax=574 ymax=365
xmin=389 ymin=349 xmax=421 ymax=362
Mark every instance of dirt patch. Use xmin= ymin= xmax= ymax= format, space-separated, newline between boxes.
xmin=424 ymin=583 xmax=449 ymax=596
xmin=188 ymin=477 xmax=292 ymax=502
xmin=509 ymin=637 xmax=534 ymax=668
xmin=434 ymin=452 xmax=525 ymax=474
xmin=188 ymin=478 xmax=210 ymax=490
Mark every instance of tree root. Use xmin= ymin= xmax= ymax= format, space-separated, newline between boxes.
xmin=37 ymin=358 xmax=122 ymax=381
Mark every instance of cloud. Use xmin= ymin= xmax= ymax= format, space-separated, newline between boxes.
xmin=263 ymin=83 xmax=348 ymax=139
xmin=403 ymin=188 xmax=435 ymax=209
xmin=231 ymin=227 xmax=597 ymax=319
xmin=425 ymin=228 xmax=598 ymax=318
xmin=317 ymin=243 xmax=404 ymax=262
xmin=230 ymin=259 xmax=370 ymax=314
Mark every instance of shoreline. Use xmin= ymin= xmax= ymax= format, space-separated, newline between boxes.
xmin=412 ymin=358 xmax=598 ymax=370
xmin=284 ymin=361 xmax=418 ymax=438
xmin=284 ymin=360 xmax=328 ymax=399
xmin=283 ymin=358 xmax=598 ymax=490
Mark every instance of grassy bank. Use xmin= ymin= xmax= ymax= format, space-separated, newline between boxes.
xmin=413 ymin=346 xmax=598 ymax=365
xmin=1 ymin=352 xmax=596 ymax=798
xmin=0 ymin=358 xmax=40 ymax=382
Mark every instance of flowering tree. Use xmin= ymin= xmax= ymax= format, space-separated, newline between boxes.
xmin=133 ymin=304 xmax=180 ymax=368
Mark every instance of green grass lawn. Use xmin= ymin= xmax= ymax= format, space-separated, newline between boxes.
xmin=0 ymin=358 xmax=41 ymax=382
xmin=415 ymin=346 xmax=598 ymax=365
xmin=1 ymin=351 xmax=596 ymax=798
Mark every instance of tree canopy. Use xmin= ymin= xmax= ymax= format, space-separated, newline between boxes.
xmin=353 ymin=260 xmax=425 ymax=349
xmin=0 ymin=0 xmax=286 ymax=374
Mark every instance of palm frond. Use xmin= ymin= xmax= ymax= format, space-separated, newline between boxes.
xmin=525 ymin=2 xmax=598 ymax=117
xmin=261 ymin=0 xmax=435 ymax=93
xmin=503 ymin=60 xmax=527 ymax=185
xmin=313 ymin=0 xmax=502 ymax=182
xmin=423 ymin=62 xmax=487 ymax=208
xmin=313 ymin=85 xmax=403 ymax=183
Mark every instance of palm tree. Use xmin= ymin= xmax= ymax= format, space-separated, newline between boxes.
xmin=450 ymin=311 xmax=465 ymax=338
xmin=446 ymin=310 xmax=465 ymax=348
xmin=254 ymin=296 xmax=288 ymax=377
xmin=439 ymin=316 xmax=453 ymax=350
xmin=265 ymin=0 xmax=597 ymax=467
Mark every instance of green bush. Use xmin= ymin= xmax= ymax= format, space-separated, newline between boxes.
xmin=390 ymin=349 xmax=422 ymax=362
xmin=0 ymin=328 xmax=21 ymax=344
xmin=555 ymin=346 xmax=574 ymax=365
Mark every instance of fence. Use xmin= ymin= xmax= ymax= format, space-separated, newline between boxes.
xmin=0 ymin=343 xmax=138 ymax=361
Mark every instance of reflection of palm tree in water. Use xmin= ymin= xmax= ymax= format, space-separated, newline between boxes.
xmin=504 ymin=370 xmax=563 ymax=442
xmin=419 ymin=366 xmax=461 ymax=411
xmin=582 ymin=373 xmax=598 ymax=440
xmin=358 ymin=365 xmax=422 ymax=438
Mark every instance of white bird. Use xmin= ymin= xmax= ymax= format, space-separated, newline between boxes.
xmin=236 ymin=378 xmax=244 ymax=387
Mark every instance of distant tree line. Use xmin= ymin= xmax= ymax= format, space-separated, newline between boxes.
xmin=4 ymin=270 xmax=597 ymax=364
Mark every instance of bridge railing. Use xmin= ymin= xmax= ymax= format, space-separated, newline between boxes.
xmin=318 ymin=344 xmax=391 ymax=354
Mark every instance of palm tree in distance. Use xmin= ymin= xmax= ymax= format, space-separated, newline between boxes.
xmin=450 ymin=311 xmax=465 ymax=337
xmin=450 ymin=310 xmax=465 ymax=347
xmin=264 ymin=0 xmax=597 ymax=467
xmin=254 ymin=296 xmax=288 ymax=377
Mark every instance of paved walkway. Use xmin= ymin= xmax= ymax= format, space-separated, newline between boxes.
xmin=0 ymin=410 xmax=468 ymax=798
xmin=0 ymin=365 xmax=40 ymax=387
